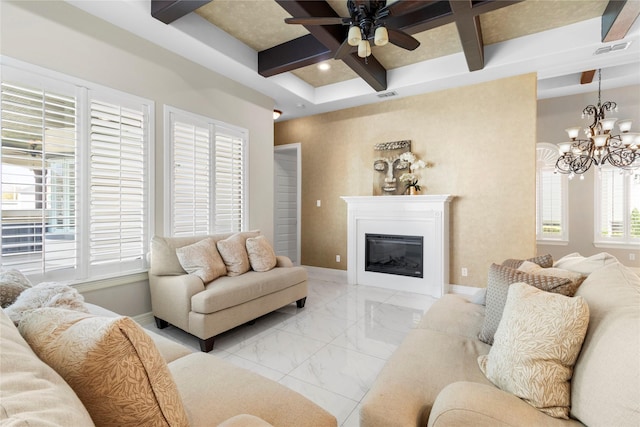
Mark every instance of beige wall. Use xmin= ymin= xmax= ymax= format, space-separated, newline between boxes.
xmin=275 ymin=74 xmax=538 ymax=287
xmin=537 ymin=85 xmax=640 ymax=269
xmin=1 ymin=1 xmax=276 ymax=316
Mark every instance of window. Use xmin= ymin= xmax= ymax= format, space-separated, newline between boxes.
xmin=536 ymin=143 xmax=568 ymax=243
xmin=0 ymin=61 xmax=152 ymax=282
xmin=595 ymin=167 xmax=640 ymax=247
xmin=165 ymin=106 xmax=247 ymax=237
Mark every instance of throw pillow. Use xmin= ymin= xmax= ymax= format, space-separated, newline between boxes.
xmin=245 ymin=236 xmax=277 ymax=272
xmin=4 ymin=281 xmax=88 ymax=326
xmin=501 ymin=253 xmax=553 ymax=270
xmin=18 ymin=308 xmax=189 ymax=427
xmin=518 ymin=261 xmax=587 ymax=295
xmin=216 ymin=231 xmax=259 ymax=276
xmin=176 ymin=237 xmax=227 ymax=283
xmin=478 ymin=263 xmax=573 ymax=345
xmin=0 ymin=269 xmax=32 ymax=308
xmin=478 ymin=282 xmax=590 ymax=419
xmin=553 ymin=252 xmax=618 ymax=275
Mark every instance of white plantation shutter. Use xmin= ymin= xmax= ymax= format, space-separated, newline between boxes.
xmin=214 ymin=126 xmax=245 ymax=233
xmin=596 ymin=168 xmax=639 ymax=246
xmin=166 ymin=107 xmax=247 ymax=236
xmin=1 ymin=81 xmax=77 ymax=277
xmin=536 ymin=143 xmax=568 ymax=242
xmin=171 ymin=118 xmax=211 ymax=236
xmin=89 ymin=99 xmax=148 ymax=274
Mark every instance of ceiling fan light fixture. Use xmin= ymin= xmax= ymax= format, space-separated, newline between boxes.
xmin=358 ymin=39 xmax=371 ymax=58
xmin=348 ymin=25 xmax=362 ymax=46
xmin=374 ymin=25 xmax=388 ymax=46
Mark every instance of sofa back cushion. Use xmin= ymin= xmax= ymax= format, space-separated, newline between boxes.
xmin=570 ymin=262 xmax=640 ymax=426
xmin=0 ymin=308 xmax=95 ymax=426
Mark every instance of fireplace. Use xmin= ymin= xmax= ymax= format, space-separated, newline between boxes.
xmin=365 ymin=233 xmax=423 ymax=278
xmin=342 ymin=195 xmax=453 ymax=297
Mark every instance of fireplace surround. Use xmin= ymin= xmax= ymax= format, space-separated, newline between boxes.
xmin=341 ymin=195 xmax=453 ymax=297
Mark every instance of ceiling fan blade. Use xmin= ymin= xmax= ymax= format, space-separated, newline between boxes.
xmin=387 ymin=28 xmax=420 ymax=50
xmin=334 ymin=38 xmax=354 ymax=60
xmin=285 ymin=17 xmax=347 ymax=26
xmin=382 ymin=0 xmax=436 ymax=17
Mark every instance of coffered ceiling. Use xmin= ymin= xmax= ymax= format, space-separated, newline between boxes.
xmin=69 ymin=0 xmax=640 ymax=120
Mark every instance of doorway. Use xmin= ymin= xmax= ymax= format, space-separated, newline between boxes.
xmin=274 ymin=143 xmax=301 ymax=265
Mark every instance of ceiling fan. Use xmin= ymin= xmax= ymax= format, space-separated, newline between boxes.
xmin=284 ymin=0 xmax=421 ymax=59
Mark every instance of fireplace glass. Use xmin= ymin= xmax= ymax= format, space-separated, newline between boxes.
xmin=365 ymin=233 xmax=423 ymax=278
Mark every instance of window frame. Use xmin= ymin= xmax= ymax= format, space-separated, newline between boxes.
xmin=1 ymin=57 xmax=154 ymax=284
xmin=593 ymin=166 xmax=640 ymax=249
xmin=536 ymin=143 xmax=569 ymax=245
xmin=163 ymin=105 xmax=248 ymax=237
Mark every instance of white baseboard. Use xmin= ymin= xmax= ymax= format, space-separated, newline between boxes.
xmin=448 ymin=284 xmax=481 ymax=296
xmin=303 ymin=265 xmax=348 ymax=283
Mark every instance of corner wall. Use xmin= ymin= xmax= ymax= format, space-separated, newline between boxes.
xmin=275 ymin=74 xmax=538 ymax=287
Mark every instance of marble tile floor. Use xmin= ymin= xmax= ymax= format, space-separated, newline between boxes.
xmin=143 ymin=268 xmax=437 ymax=427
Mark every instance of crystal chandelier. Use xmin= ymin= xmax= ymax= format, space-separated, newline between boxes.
xmin=555 ymin=69 xmax=639 ymax=179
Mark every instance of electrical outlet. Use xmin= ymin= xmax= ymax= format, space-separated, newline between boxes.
xmin=316 ymin=200 xmax=321 ymax=207
xmin=461 ymin=267 xmax=468 ymax=277
xmin=630 ymin=253 xmax=636 ymax=261
xmin=336 ymin=255 xmax=341 ymax=262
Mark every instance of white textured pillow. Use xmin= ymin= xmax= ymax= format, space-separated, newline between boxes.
xmin=4 ymin=282 xmax=88 ymax=326
xmin=0 ymin=269 xmax=32 ymax=308
xmin=246 ymin=236 xmax=277 ymax=272
xmin=478 ymin=282 xmax=590 ymax=419
xmin=553 ymin=252 xmax=618 ymax=275
xmin=217 ymin=233 xmax=252 ymax=276
xmin=176 ymin=237 xmax=227 ymax=283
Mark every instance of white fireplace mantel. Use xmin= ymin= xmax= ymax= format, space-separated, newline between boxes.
xmin=341 ymin=195 xmax=454 ymax=297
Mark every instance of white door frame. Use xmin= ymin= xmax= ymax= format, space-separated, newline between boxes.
xmin=274 ymin=143 xmax=302 ymax=265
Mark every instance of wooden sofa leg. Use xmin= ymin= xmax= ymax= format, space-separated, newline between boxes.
xmin=154 ymin=317 xmax=169 ymax=329
xmin=200 ymin=337 xmax=215 ymax=353
xmin=296 ymin=297 xmax=307 ymax=308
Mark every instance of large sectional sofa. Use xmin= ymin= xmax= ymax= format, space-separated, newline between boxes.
xmin=361 ymin=253 xmax=640 ymax=426
xmin=1 ymin=300 xmax=337 ymax=426
xmin=148 ymin=231 xmax=308 ymax=352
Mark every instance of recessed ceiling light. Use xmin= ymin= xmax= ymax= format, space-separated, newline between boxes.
xmin=318 ymin=62 xmax=331 ymax=71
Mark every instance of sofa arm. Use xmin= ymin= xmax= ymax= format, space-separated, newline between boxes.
xmin=275 ymin=255 xmax=293 ymax=268
xmin=148 ymin=274 xmax=205 ymax=332
xmin=428 ymin=382 xmax=583 ymax=427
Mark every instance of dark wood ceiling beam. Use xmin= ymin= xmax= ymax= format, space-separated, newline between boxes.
xmin=450 ymin=0 xmax=484 ymax=71
xmin=259 ymin=35 xmax=333 ymax=77
xmin=270 ymin=0 xmax=387 ymax=91
xmin=602 ymin=0 xmax=640 ymax=42
xmin=151 ymin=0 xmax=211 ymax=24
xmin=580 ymin=70 xmax=596 ymax=85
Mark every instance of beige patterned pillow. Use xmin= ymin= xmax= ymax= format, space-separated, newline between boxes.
xmin=246 ymin=236 xmax=277 ymax=272
xmin=216 ymin=232 xmax=259 ymax=276
xmin=478 ymin=282 xmax=589 ymax=419
xmin=0 ymin=269 xmax=32 ymax=308
xmin=478 ymin=263 xmax=573 ymax=345
xmin=518 ymin=261 xmax=586 ymax=295
xmin=502 ymin=253 xmax=553 ymax=270
xmin=18 ymin=308 xmax=189 ymax=426
xmin=176 ymin=237 xmax=227 ymax=283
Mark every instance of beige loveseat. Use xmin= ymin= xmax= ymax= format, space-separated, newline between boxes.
xmin=1 ymin=302 xmax=337 ymax=426
xmin=149 ymin=232 xmax=308 ymax=352
xmin=361 ymin=254 xmax=640 ymax=426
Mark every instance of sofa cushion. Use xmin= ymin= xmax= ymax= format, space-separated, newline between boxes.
xmin=553 ymin=252 xmax=618 ymax=275
xmin=478 ymin=282 xmax=589 ymax=419
xmin=246 ymin=236 xmax=277 ymax=272
xmin=501 ymin=253 xmax=553 ymax=269
xmin=478 ymin=263 xmax=573 ymax=345
xmin=176 ymin=237 xmax=227 ymax=283
xmin=169 ymin=352 xmax=337 ymax=426
xmin=18 ymin=308 xmax=189 ymax=427
xmin=4 ymin=281 xmax=88 ymax=325
xmin=0 ymin=269 xmax=32 ymax=308
xmin=0 ymin=308 xmax=95 ymax=426
xmin=517 ymin=261 xmax=587 ymax=294
xmin=191 ymin=267 xmax=308 ymax=314
xmin=570 ymin=262 xmax=640 ymax=426
xmin=217 ymin=231 xmax=261 ymax=276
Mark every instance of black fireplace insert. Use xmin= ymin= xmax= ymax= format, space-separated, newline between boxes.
xmin=365 ymin=233 xmax=423 ymax=278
